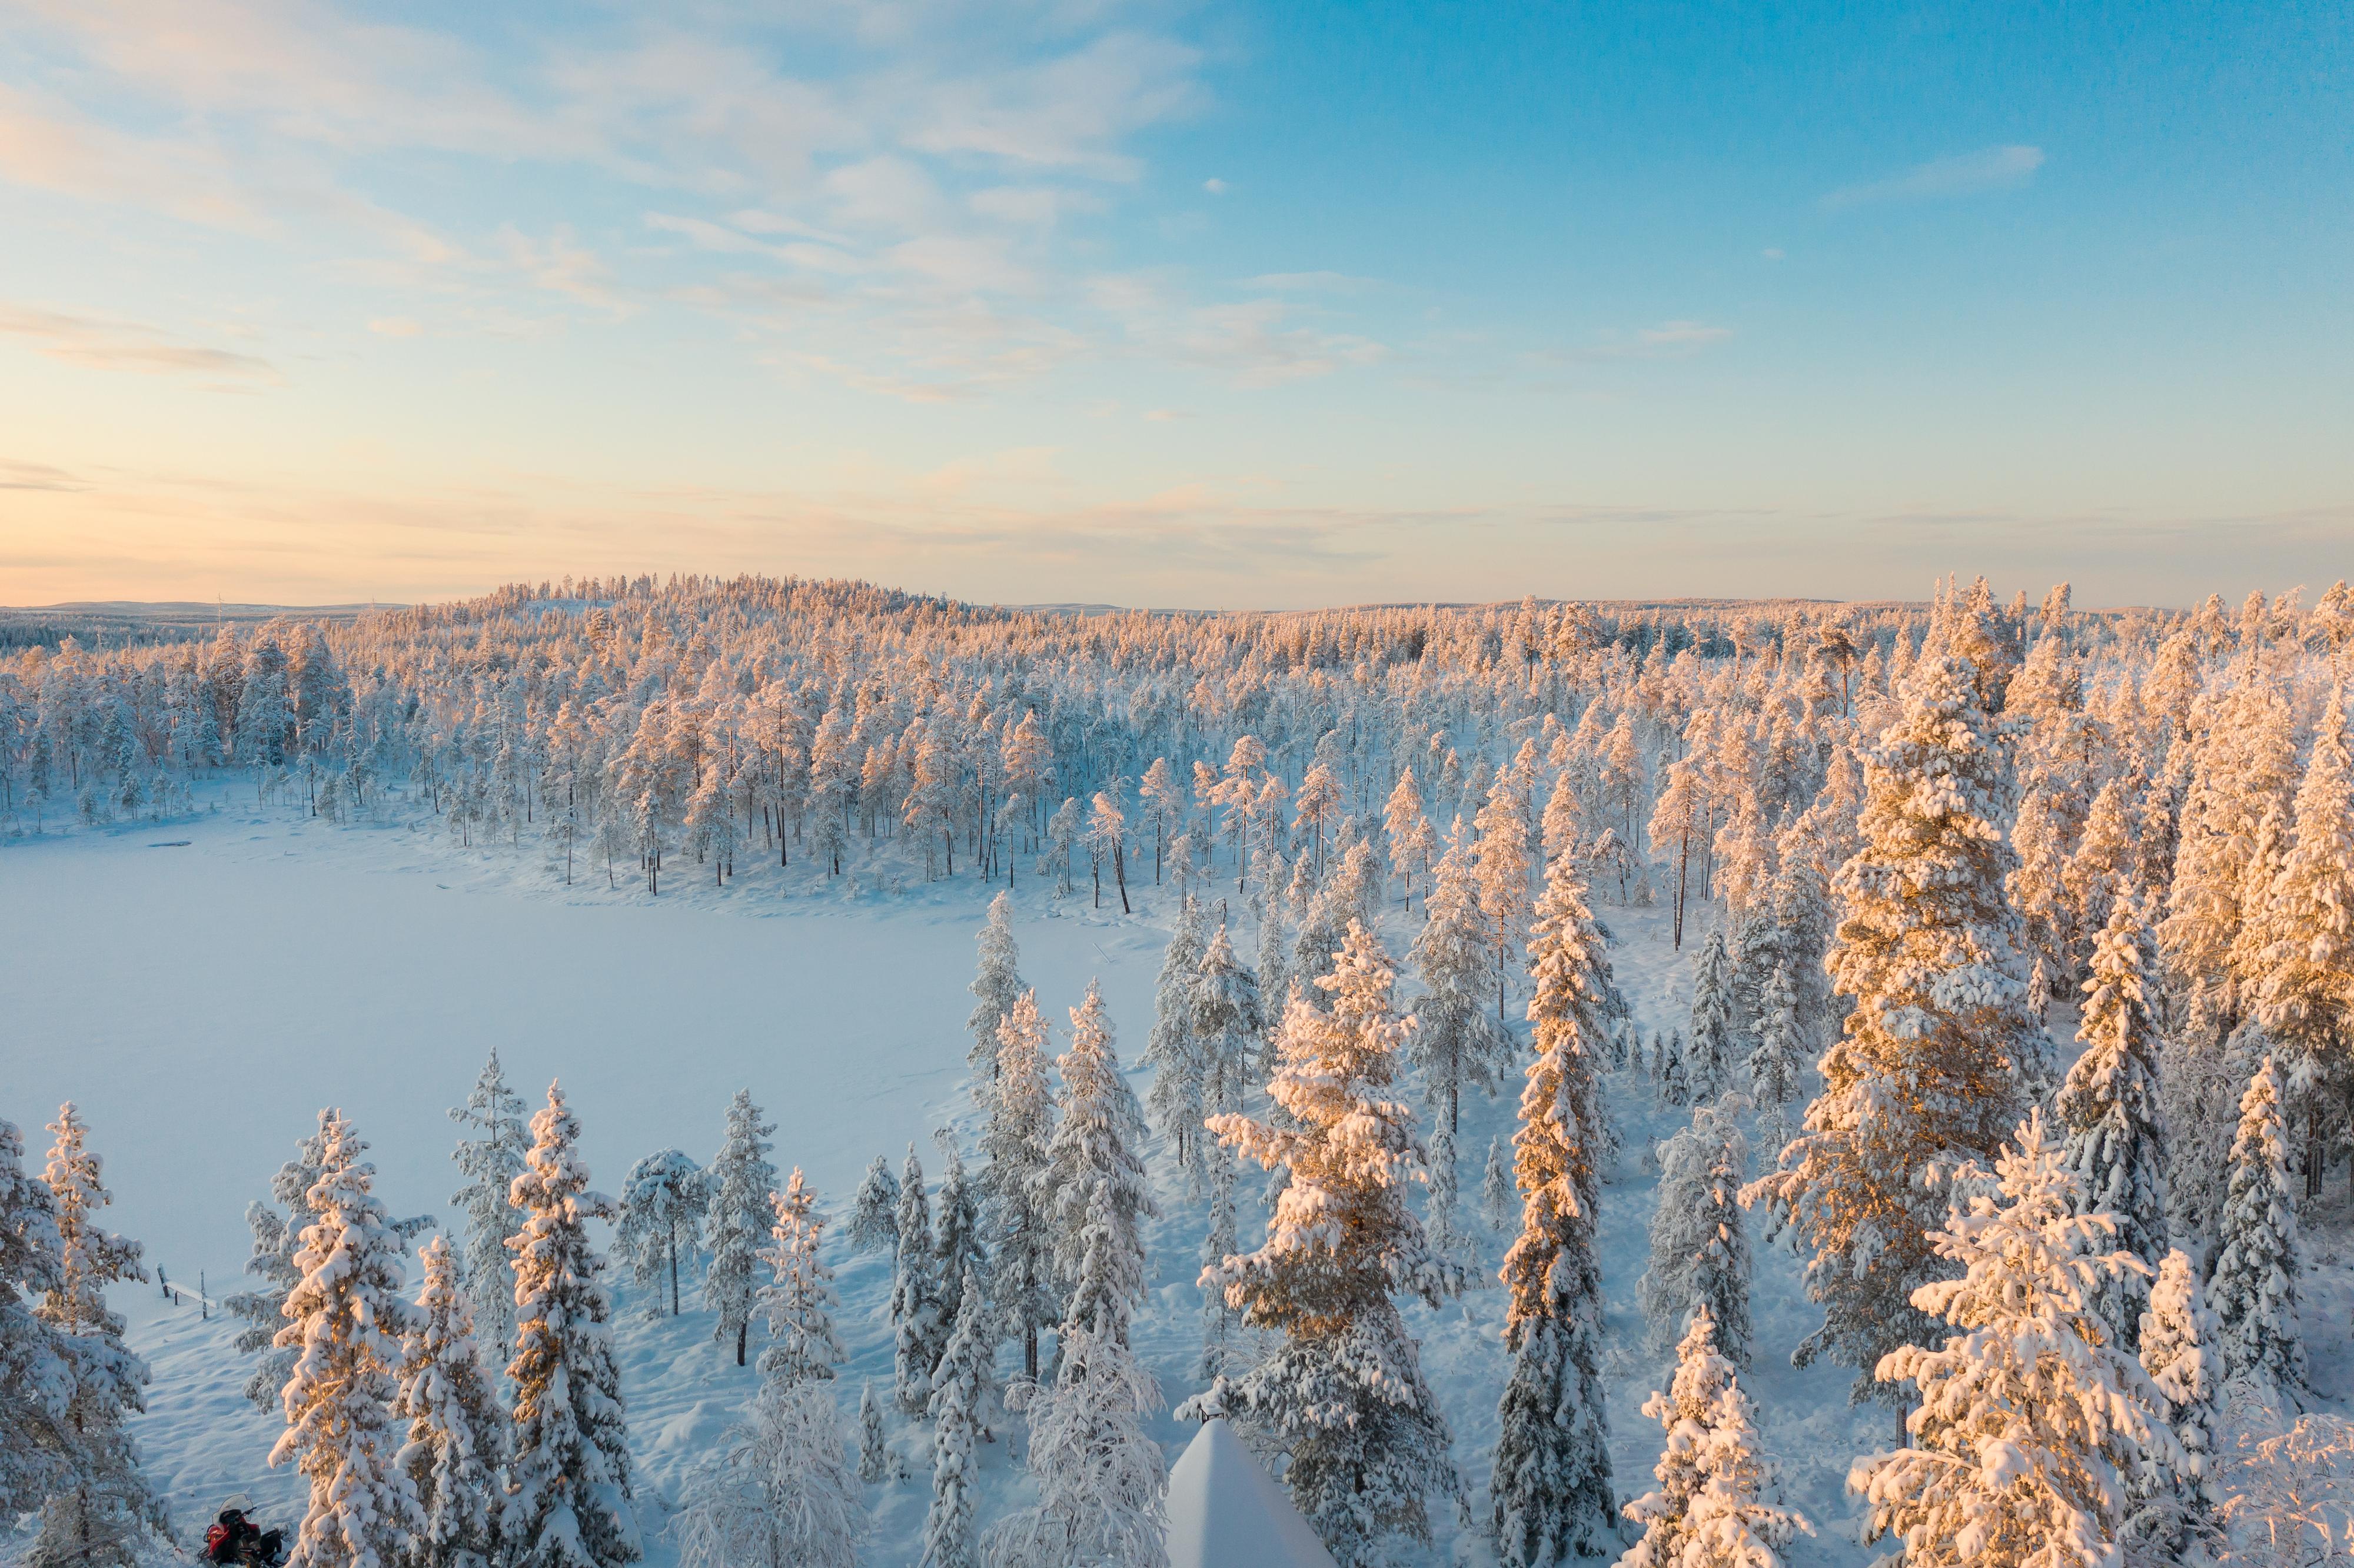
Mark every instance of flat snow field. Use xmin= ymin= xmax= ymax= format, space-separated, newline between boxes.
xmin=7 ymin=798 xmax=2348 ymax=1565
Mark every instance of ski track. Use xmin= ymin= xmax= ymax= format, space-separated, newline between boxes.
xmin=5 ymin=791 xmax=2348 ymax=1566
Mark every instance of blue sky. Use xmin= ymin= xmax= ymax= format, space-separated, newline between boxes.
xmin=0 ymin=0 xmax=2345 ymax=608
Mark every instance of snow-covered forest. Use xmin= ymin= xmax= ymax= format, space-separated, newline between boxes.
xmin=8 ymin=573 xmax=2354 ymax=1567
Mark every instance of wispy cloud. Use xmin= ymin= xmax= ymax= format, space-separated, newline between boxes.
xmin=1821 ymin=144 xmax=2044 ymax=209
xmin=0 ymin=304 xmax=280 ymax=384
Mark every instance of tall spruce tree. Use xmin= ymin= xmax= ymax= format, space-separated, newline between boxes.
xmin=2053 ymin=899 xmax=2170 ymax=1353
xmin=1181 ymin=921 xmax=1462 ymax=1567
xmin=2207 ymin=1054 xmax=2304 ymax=1396
xmin=1746 ymin=652 xmax=2033 ymax=1408
xmin=1143 ymin=896 xmax=1212 ymax=1177
xmin=1850 ymin=1110 xmax=2183 ymax=1568
xmin=1685 ymin=928 xmax=1738 ymax=1101
xmin=448 ymin=1049 xmax=528 ymax=1370
xmin=704 ymin=1091 xmax=777 ymax=1366
xmin=506 ymin=1083 xmax=639 ymax=1568
xmin=889 ymin=1147 xmax=942 ymax=1414
xmin=397 ymin=1236 xmax=503 ymax=1568
xmin=1039 ymin=981 xmax=1155 ymax=1348
xmin=983 ymin=991 xmax=1059 ymax=1380
xmin=268 ymin=1110 xmax=425 ymax=1568
xmin=967 ymin=890 xmax=1026 ymax=1106
xmin=1492 ymin=851 xmax=1617 ymax=1564
xmin=1408 ymin=824 xmax=1512 ymax=1135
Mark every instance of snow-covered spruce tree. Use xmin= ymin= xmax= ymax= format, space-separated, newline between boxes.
xmin=933 ymin=1140 xmax=988 ymax=1339
xmin=704 ymin=1089 xmax=777 ymax=1366
xmin=673 ymin=1169 xmax=864 ymax=1568
xmin=1143 ymin=895 xmax=1212 ymax=1179
xmin=1189 ymin=922 xmax=1264 ymax=1123
xmin=671 ymin=1379 xmax=863 ymax=1568
xmin=1409 ymin=824 xmax=1512 ymax=1136
xmin=1482 ymin=1135 xmax=1514 ymax=1234
xmin=1180 ymin=921 xmax=1462 ymax=1566
xmin=1 ymin=1111 xmax=100 ymax=1521
xmin=448 ymin=1048 xmax=528 ymax=1370
xmin=2134 ymin=1248 xmax=2223 ymax=1553
xmin=506 ymin=1082 xmax=639 ymax=1568
xmin=1385 ymin=765 xmax=1436 ymax=913
xmin=1745 ymin=652 xmax=2033 ymax=1407
xmin=985 ymin=991 xmax=1059 ymax=1380
xmin=1039 ymin=980 xmax=1156 ymax=1347
xmin=1849 ymin=1109 xmax=2183 ymax=1568
xmin=982 ymin=1322 xmax=1169 ymax=1568
xmin=1424 ymin=1127 xmax=1480 ymax=1273
xmin=1746 ymin=957 xmax=1806 ymax=1154
xmin=1653 ymin=1027 xmax=1692 ymax=1108
xmin=2248 ymin=684 xmax=2354 ymax=1193
xmin=2207 ymin=1053 xmax=2305 ymax=1397
xmin=847 ymin=1154 xmax=901 ymax=1254
xmin=29 ymin=1104 xmax=157 ymax=1568
xmin=924 ymin=1269 xmax=992 ymax=1568
xmin=2052 ymin=898 xmax=2169 ymax=1354
xmin=1195 ymin=1146 xmax=1242 ymax=1383
xmin=227 ymin=1113 xmax=333 ymax=1411
xmin=1685 ymin=927 xmax=1738 ymax=1101
xmin=1493 ymin=850 xmax=1617 ymax=1564
xmin=1638 ymin=1098 xmax=1753 ymax=1366
xmin=615 ymin=1148 xmax=706 ymax=1320
xmin=967 ymin=890 xmax=1026 ymax=1106
xmin=268 ymin=1110 xmax=425 ymax=1568
xmin=856 ymin=1380 xmax=891 ymax=1485
xmin=1475 ymin=774 xmax=1537 ymax=1020
xmin=890 ymin=1146 xmax=943 ymax=1414
xmin=397 ymin=1236 xmax=503 ymax=1568
xmin=757 ymin=1168 xmax=846 ymax=1389
xmin=1620 ymin=1308 xmax=1810 ymax=1568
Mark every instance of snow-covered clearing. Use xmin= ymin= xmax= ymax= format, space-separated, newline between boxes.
xmin=7 ymin=795 xmax=2352 ymax=1564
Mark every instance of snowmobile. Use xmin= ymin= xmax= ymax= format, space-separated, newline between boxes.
xmin=202 ymin=1497 xmax=285 ymax=1568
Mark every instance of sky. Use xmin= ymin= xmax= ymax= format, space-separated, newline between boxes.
xmin=0 ymin=0 xmax=2347 ymax=612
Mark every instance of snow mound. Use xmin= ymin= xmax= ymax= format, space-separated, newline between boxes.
xmin=1163 ymin=1417 xmax=1337 ymax=1568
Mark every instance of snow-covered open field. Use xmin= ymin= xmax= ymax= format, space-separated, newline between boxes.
xmin=8 ymin=793 xmax=2351 ymax=1565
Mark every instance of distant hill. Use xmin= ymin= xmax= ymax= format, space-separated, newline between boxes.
xmin=0 ymin=600 xmax=400 ymax=652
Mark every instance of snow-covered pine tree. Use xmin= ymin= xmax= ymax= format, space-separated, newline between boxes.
xmin=856 ymin=1380 xmax=890 ymax=1485
xmin=1143 ymin=896 xmax=1212 ymax=1178
xmin=1189 ymin=922 xmax=1263 ymax=1123
xmin=672 ymin=1379 xmax=864 ymax=1568
xmin=923 ymin=1269 xmax=992 ymax=1568
xmin=2136 ymin=1248 xmax=2222 ymax=1549
xmin=1423 ymin=1127 xmax=1480 ymax=1273
xmin=981 ymin=1323 xmax=1169 ymax=1568
xmin=932 ymin=1141 xmax=988 ymax=1339
xmin=1850 ymin=1109 xmax=2183 ymax=1568
xmin=1180 ymin=921 xmax=1462 ymax=1566
xmin=1746 ymin=957 xmax=1805 ymax=1154
xmin=268 ymin=1109 xmax=425 ymax=1568
xmin=704 ymin=1090 xmax=777 ymax=1366
xmin=2207 ymin=1053 xmax=2305 ymax=1397
xmin=29 ymin=1104 xmax=156 ymax=1568
xmin=1 ymin=1112 xmax=91 ymax=1520
xmin=448 ymin=1048 xmax=529 ymax=1367
xmin=397 ymin=1236 xmax=503 ymax=1568
xmin=506 ymin=1082 xmax=640 ymax=1568
xmin=1409 ymin=823 xmax=1512 ymax=1135
xmin=1195 ymin=1146 xmax=1242 ymax=1383
xmin=1384 ymin=765 xmax=1436 ymax=913
xmin=1493 ymin=850 xmax=1617 ymax=1564
xmin=847 ymin=1154 xmax=901 ymax=1254
xmin=1685 ymin=927 xmax=1737 ymax=1101
xmin=1620 ymin=1308 xmax=1810 ymax=1568
xmin=890 ymin=1146 xmax=943 ymax=1414
xmin=674 ymin=1162 xmax=866 ymax=1568
xmin=1745 ymin=652 xmax=2033 ymax=1407
xmin=1481 ymin=1134 xmax=1513 ymax=1234
xmin=615 ymin=1148 xmax=706 ymax=1319
xmin=757 ymin=1168 xmax=846 ymax=1389
xmin=1474 ymin=773 xmax=1537 ymax=1020
xmin=1039 ymin=980 xmax=1156 ymax=1347
xmin=967 ymin=890 xmax=1026 ymax=1106
xmin=1638 ymin=1099 xmax=1753 ymax=1366
xmin=2248 ymin=684 xmax=2354 ymax=1196
xmin=984 ymin=990 xmax=1059 ymax=1380
xmin=2053 ymin=898 xmax=2169 ymax=1354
